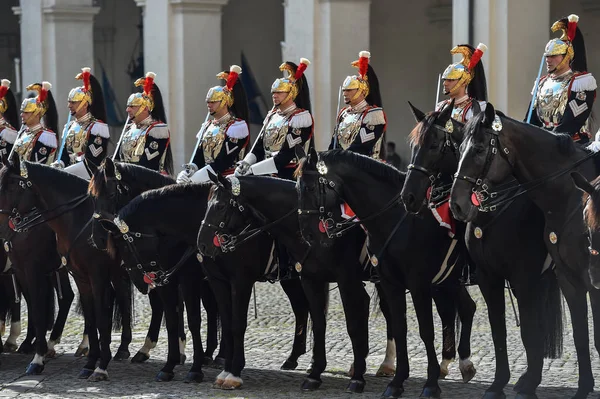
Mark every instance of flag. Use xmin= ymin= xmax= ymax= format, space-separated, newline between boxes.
xmin=99 ymin=61 xmax=126 ymax=126
xmin=240 ymin=52 xmax=269 ymax=125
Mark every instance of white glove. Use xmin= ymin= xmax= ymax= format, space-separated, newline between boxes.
xmin=587 ymin=141 xmax=600 ymax=153
xmin=234 ymin=161 xmax=252 ymax=177
xmin=176 ymin=170 xmax=192 ymax=184
xmin=51 ymin=160 xmax=65 ymax=169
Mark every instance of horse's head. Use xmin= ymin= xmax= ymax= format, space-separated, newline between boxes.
xmin=572 ymin=172 xmax=600 ymax=289
xmin=296 ymin=146 xmax=345 ymax=248
xmin=197 ymin=173 xmax=250 ymax=258
xmin=88 ymin=158 xmax=131 ymax=250
xmin=0 ymin=152 xmax=40 ymax=235
xmin=450 ymin=103 xmax=514 ymax=222
xmin=401 ymin=100 xmax=463 ymax=213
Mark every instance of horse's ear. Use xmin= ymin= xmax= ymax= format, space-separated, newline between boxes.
xmin=408 ymin=101 xmax=426 ymax=123
xmin=438 ymin=99 xmax=454 ymax=123
xmin=294 ymin=144 xmax=307 ymax=161
xmin=217 ymin=173 xmax=229 ymax=188
xmin=471 ymin=100 xmax=482 ymax=116
xmin=208 ymin=171 xmax=219 ymax=185
xmin=482 ymin=103 xmax=496 ymax=127
xmin=308 ymin=146 xmax=318 ymax=166
xmin=572 ymin=172 xmax=595 ymax=196
xmin=104 ymin=158 xmax=115 ymax=177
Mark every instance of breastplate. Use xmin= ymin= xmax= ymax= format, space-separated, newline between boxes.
xmin=120 ymin=124 xmax=149 ymax=163
xmin=202 ymin=121 xmax=228 ymax=164
xmin=336 ymin=111 xmax=363 ymax=150
xmin=536 ymin=74 xmax=571 ymax=126
xmin=65 ymin=121 xmax=89 ymax=156
xmin=263 ymin=113 xmax=290 ymax=155
xmin=14 ymin=132 xmax=36 ymax=161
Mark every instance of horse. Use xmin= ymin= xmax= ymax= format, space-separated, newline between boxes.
xmin=450 ymin=103 xmax=600 ymax=399
xmin=0 ymin=153 xmax=134 ymax=381
xmin=199 ymin=172 xmax=396 ymax=394
xmin=0 ymin=249 xmax=22 ymax=354
xmin=295 ymin=147 xmax=477 ymax=398
xmin=400 ymin=102 xmax=563 ymax=398
xmin=88 ymin=158 xmax=220 ymax=382
xmin=100 ymin=169 xmax=311 ymax=390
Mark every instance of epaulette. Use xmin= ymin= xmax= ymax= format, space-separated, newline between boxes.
xmin=38 ymin=131 xmax=58 ymax=148
xmin=289 ymin=110 xmax=313 ymax=129
xmin=571 ymin=72 xmax=597 ymax=92
xmin=363 ymin=107 xmax=386 ymax=126
xmin=0 ymin=127 xmax=18 ymax=144
xmin=147 ymin=123 xmax=170 ymax=139
xmin=89 ymin=121 xmax=110 ymax=138
xmin=226 ymin=119 xmax=249 ymax=139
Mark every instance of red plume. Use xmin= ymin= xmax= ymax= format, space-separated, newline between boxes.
xmin=226 ymin=65 xmax=241 ymax=92
xmin=38 ymin=81 xmax=52 ymax=104
xmin=82 ymin=68 xmax=91 ymax=92
xmin=144 ymin=72 xmax=156 ymax=96
xmin=468 ymin=43 xmax=488 ymax=70
xmin=0 ymin=80 xmax=9 ymax=100
xmin=357 ymin=51 xmax=370 ymax=79
xmin=294 ymin=58 xmax=310 ymax=81
xmin=567 ymin=14 xmax=578 ymax=42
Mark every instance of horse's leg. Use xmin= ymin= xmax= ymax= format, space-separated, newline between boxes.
xmin=557 ymin=272 xmax=594 ymax=399
xmin=4 ymin=274 xmax=22 ymax=353
xmin=299 ymin=277 xmax=329 ymax=391
xmin=410 ymin=284 xmax=441 ymax=398
xmin=337 ymin=274 xmax=370 ymax=393
xmin=280 ymin=278 xmax=309 ymax=370
xmin=181 ymin=273 xmax=205 ymax=383
xmin=176 ymin=290 xmax=187 ymax=364
xmin=206 ymin=273 xmax=234 ymax=388
xmin=455 ymin=285 xmax=476 ymax=382
xmin=432 ymin=285 xmax=457 ymax=380
xmin=153 ymin=284 xmax=183 ymax=382
xmin=374 ymin=282 xmax=396 ymax=377
xmin=75 ymin=309 xmax=90 ymax=358
xmin=132 ymin=289 xmax=163 ymax=363
xmin=111 ymin=269 xmax=132 ymax=361
xmin=46 ymin=269 xmax=74 ymax=358
xmin=379 ymin=269 xmax=409 ymax=399
xmin=588 ymin=288 xmax=600 ymax=358
xmin=200 ymin=278 xmax=220 ymax=363
xmin=23 ymin=268 xmax=52 ymax=375
xmin=78 ymin=284 xmax=100 ymax=379
xmin=87 ymin=276 xmax=114 ymax=382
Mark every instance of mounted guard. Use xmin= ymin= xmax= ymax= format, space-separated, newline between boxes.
xmin=235 ymin=58 xmax=313 ymax=180
xmin=14 ymin=82 xmax=58 ymax=165
xmin=527 ymin=14 xmax=597 ymax=146
xmin=117 ymin=72 xmax=173 ymax=175
xmin=329 ymin=50 xmax=386 ymax=159
xmin=0 ymin=79 xmax=19 ymax=157
xmin=176 ymin=65 xmax=250 ymax=184
xmin=436 ymin=43 xmax=488 ymax=122
xmin=52 ymin=67 xmax=109 ymax=179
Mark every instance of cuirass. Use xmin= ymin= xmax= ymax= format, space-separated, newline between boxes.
xmin=263 ymin=113 xmax=290 ymax=155
xmin=14 ymin=132 xmax=36 ymax=160
xmin=65 ymin=121 xmax=87 ymax=155
xmin=202 ymin=122 xmax=228 ymax=164
xmin=336 ymin=111 xmax=362 ymax=150
xmin=535 ymin=74 xmax=572 ymax=126
xmin=120 ymin=125 xmax=149 ymax=163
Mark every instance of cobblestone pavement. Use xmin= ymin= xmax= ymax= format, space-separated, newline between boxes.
xmin=0 ymin=280 xmax=597 ymax=398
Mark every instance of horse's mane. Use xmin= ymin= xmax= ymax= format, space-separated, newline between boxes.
xmin=464 ymin=110 xmax=579 ymax=155
xmin=89 ymin=162 xmax=175 ymax=198
xmin=408 ymin=111 xmax=441 ymax=147
xmin=584 ymin=176 xmax=600 ymax=231
xmin=0 ymin=161 xmax=88 ymax=193
xmin=118 ymin=182 xmax=212 ymax=225
xmin=319 ymin=149 xmax=405 ymax=185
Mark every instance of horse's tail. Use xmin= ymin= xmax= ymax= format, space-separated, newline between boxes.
xmin=541 ymin=269 xmax=563 ymax=359
xmin=112 ymin=276 xmax=133 ymax=332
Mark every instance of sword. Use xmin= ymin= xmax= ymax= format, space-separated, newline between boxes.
xmin=526 ymin=55 xmax=545 ymax=124
xmin=435 ymin=73 xmax=442 ymax=107
xmin=332 ymin=86 xmax=342 ymax=149
xmin=246 ymin=106 xmax=275 ymax=157
xmin=187 ymin=112 xmax=211 ymax=165
xmin=56 ymin=112 xmax=72 ymax=163
xmin=111 ymin=115 xmax=131 ymax=161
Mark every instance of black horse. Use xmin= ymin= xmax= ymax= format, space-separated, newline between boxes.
xmin=199 ymin=173 xmax=397 ymax=394
xmin=107 ymin=176 xmax=311 ymax=389
xmin=88 ymin=158 xmax=222 ymax=382
xmin=0 ymin=153 xmax=134 ymax=381
xmin=400 ymin=103 xmax=563 ymax=398
xmin=295 ymin=147 xmax=477 ymax=398
xmin=451 ymin=103 xmax=600 ymax=399
xmin=0 ymin=250 xmax=22 ymax=354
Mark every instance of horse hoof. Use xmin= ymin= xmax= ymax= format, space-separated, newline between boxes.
xmin=420 ymin=386 xmax=441 ymax=398
xmin=179 ymin=353 xmax=186 ymax=365
xmin=221 ymin=376 xmax=243 ymax=390
xmin=515 ymin=393 xmax=538 ymax=399
xmin=88 ymin=371 xmax=109 ymax=382
xmin=280 ymin=358 xmax=298 ymax=370
xmin=131 ymin=352 xmax=150 ymax=363
xmin=571 ymin=390 xmax=593 ymax=399
xmin=301 ymin=378 xmax=322 ymax=391
xmin=210 ymin=357 xmax=226 ymax=369
xmin=382 ymin=385 xmax=404 ymax=398
xmin=4 ymin=342 xmax=18 ymax=353
xmin=113 ymin=349 xmax=130 ymax=361
xmin=376 ymin=364 xmax=395 ymax=377
xmin=347 ymin=379 xmax=366 ymax=393
xmin=25 ymin=363 xmax=44 ymax=375
xmin=184 ymin=371 xmax=204 ymax=383
xmin=78 ymin=368 xmax=94 ymax=379
xmin=482 ymin=391 xmax=506 ymax=399
xmin=202 ymin=356 xmax=213 ymax=366
xmin=155 ymin=371 xmax=175 ymax=382
xmin=460 ymin=363 xmax=477 ymax=383
xmin=74 ymin=347 xmax=89 ymax=357
xmin=45 ymin=349 xmax=57 ymax=359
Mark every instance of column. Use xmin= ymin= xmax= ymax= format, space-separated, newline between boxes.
xmin=283 ymin=0 xmax=371 ymax=151
xmin=14 ymin=0 xmax=99 ymax=128
xmin=137 ymin=0 xmax=229 ymax=170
